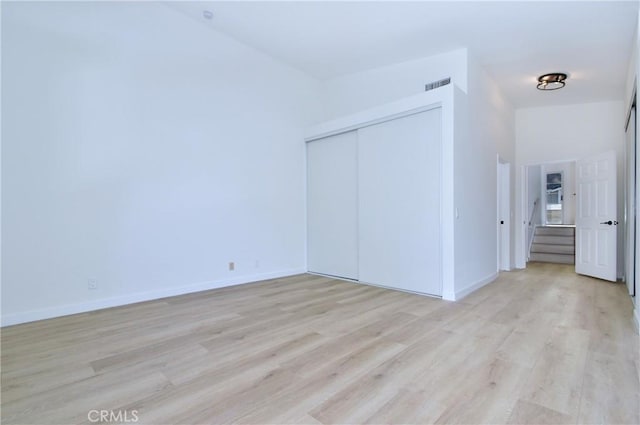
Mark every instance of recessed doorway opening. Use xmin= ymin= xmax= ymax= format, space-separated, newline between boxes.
xmin=545 ymin=171 xmax=564 ymax=225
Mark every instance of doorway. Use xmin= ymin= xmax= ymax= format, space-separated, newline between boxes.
xmin=541 ymin=162 xmax=576 ymax=226
xmin=545 ymin=171 xmax=564 ymax=224
xmin=523 ymin=160 xmax=577 ymax=266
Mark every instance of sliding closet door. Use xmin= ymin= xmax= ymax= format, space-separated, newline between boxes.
xmin=358 ymin=109 xmax=442 ymax=296
xmin=307 ymin=131 xmax=358 ymax=279
xmin=626 ymin=105 xmax=636 ymax=296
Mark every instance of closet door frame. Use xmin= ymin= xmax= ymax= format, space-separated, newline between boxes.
xmin=305 ymin=89 xmax=456 ymax=300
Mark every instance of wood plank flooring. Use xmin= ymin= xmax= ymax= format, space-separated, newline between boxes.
xmin=1 ymin=263 xmax=638 ymax=424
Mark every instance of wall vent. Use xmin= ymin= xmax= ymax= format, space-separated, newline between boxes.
xmin=425 ymin=77 xmax=451 ymax=92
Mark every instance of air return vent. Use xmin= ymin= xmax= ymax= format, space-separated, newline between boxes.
xmin=425 ymin=77 xmax=451 ymax=92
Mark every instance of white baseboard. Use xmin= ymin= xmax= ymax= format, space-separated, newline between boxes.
xmin=1 ymin=268 xmax=306 ymax=327
xmin=634 ymin=307 xmax=640 ymax=335
xmin=454 ymin=272 xmax=499 ymax=301
xmin=441 ymin=289 xmax=455 ymax=302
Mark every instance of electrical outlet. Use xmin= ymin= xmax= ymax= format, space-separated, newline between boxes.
xmin=88 ymin=278 xmax=98 ymax=290
xmin=228 ymin=262 xmax=235 ymax=271
xmin=254 ymin=260 xmax=260 ymax=269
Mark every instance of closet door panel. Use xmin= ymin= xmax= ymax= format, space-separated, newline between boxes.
xmin=307 ymin=131 xmax=358 ymax=279
xmin=358 ymin=109 xmax=442 ymax=295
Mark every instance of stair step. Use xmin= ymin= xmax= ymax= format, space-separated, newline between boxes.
xmin=533 ymin=235 xmax=575 ymax=245
xmin=535 ymin=226 xmax=575 ymax=236
xmin=531 ymin=243 xmax=575 ymax=254
xmin=529 ymin=253 xmax=575 ymax=264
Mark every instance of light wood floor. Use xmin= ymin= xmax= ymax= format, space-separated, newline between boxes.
xmin=2 ymin=263 xmax=639 ymax=424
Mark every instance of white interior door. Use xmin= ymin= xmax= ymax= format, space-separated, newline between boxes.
xmin=357 ymin=109 xmax=442 ymax=296
xmin=307 ymin=131 xmax=358 ymax=279
xmin=576 ymin=150 xmax=617 ymax=281
xmin=498 ymin=161 xmax=511 ymax=271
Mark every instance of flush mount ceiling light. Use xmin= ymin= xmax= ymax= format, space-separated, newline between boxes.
xmin=202 ymin=10 xmax=214 ymax=20
xmin=537 ymin=73 xmax=568 ymax=91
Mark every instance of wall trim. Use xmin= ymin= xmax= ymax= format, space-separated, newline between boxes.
xmin=310 ymin=271 xmax=444 ymax=300
xmin=634 ymin=307 xmax=640 ymax=334
xmin=1 ymin=268 xmax=306 ymax=327
xmin=442 ymin=287 xmax=456 ymax=302
xmin=454 ymin=272 xmax=499 ymax=301
xmin=305 ymin=87 xmax=450 ymax=142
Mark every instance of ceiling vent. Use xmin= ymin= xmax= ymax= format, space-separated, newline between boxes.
xmin=425 ymin=77 xmax=451 ymax=92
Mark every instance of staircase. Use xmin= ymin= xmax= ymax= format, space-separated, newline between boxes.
xmin=529 ymin=226 xmax=575 ymax=264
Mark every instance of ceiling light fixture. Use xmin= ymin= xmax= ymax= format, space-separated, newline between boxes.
xmin=537 ymin=73 xmax=567 ymax=91
xmin=202 ymin=10 xmax=214 ymax=20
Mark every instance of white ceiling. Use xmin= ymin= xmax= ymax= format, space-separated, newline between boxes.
xmin=167 ymin=1 xmax=639 ymax=108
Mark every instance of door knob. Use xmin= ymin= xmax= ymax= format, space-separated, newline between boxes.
xmin=599 ymin=220 xmax=619 ymax=225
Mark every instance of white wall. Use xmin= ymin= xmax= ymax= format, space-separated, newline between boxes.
xmin=1 ymin=2 xmax=323 ymax=325
xmin=515 ymin=101 xmax=626 ymax=275
xmin=453 ymin=54 xmax=515 ymax=297
xmin=625 ymin=15 xmax=638 ymax=112
xmin=321 ymin=49 xmax=468 ymax=120
xmin=527 ymin=165 xmax=542 ymax=223
xmin=0 ymin=1 xmax=3 ymax=321
xmin=525 ymin=164 xmax=542 ymax=255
